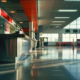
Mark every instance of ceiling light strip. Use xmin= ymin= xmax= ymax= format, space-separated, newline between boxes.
xmin=64 ymin=0 xmax=80 ymax=1
xmin=52 ymin=21 xmax=65 ymax=23
xmin=54 ymin=24 xmax=62 ymax=25
xmin=55 ymin=17 xmax=70 ymax=19
xmin=58 ymin=9 xmax=78 ymax=12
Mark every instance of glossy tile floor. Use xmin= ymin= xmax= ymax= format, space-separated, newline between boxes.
xmin=0 ymin=46 xmax=80 ymax=80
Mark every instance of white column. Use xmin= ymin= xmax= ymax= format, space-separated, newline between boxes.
xmin=29 ymin=22 xmax=34 ymax=52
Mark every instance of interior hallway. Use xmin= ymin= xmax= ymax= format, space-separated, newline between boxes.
xmin=0 ymin=46 xmax=80 ymax=80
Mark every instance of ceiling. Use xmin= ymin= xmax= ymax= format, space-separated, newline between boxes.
xmin=38 ymin=0 xmax=80 ymax=29
xmin=0 ymin=0 xmax=29 ymax=29
xmin=0 ymin=0 xmax=80 ymax=30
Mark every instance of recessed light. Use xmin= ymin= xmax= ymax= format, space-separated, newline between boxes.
xmin=58 ymin=9 xmax=78 ymax=12
xmin=1 ymin=0 xmax=7 ymax=2
xmin=55 ymin=17 xmax=70 ymax=19
xmin=10 ymin=11 xmax=15 ymax=13
xmin=0 ymin=25 xmax=2 ymax=26
xmin=19 ymin=22 xmax=23 ymax=24
xmin=54 ymin=24 xmax=62 ymax=25
xmin=64 ymin=0 xmax=80 ymax=1
xmin=52 ymin=21 xmax=65 ymax=23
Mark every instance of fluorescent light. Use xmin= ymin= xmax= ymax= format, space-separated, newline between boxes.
xmin=52 ymin=21 xmax=65 ymax=23
xmin=58 ymin=9 xmax=78 ymax=12
xmin=54 ymin=24 xmax=62 ymax=25
xmin=55 ymin=17 xmax=70 ymax=19
xmin=64 ymin=0 xmax=80 ymax=1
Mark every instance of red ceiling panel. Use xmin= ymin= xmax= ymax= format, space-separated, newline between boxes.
xmin=22 ymin=28 xmax=29 ymax=32
xmin=20 ymin=0 xmax=38 ymax=32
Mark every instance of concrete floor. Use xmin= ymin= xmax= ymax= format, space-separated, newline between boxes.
xmin=0 ymin=46 xmax=80 ymax=80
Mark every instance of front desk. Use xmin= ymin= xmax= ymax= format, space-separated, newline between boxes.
xmin=0 ymin=34 xmax=37 ymax=63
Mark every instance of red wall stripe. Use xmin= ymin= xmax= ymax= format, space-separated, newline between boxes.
xmin=9 ymin=17 xmax=13 ymax=23
xmin=1 ymin=9 xmax=9 ymax=21
xmin=1 ymin=9 xmax=13 ymax=23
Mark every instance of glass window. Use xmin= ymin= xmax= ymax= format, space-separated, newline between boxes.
xmin=52 ymin=37 xmax=58 ymax=42
xmin=42 ymin=34 xmax=48 ymax=37
xmin=70 ymin=20 xmax=76 ymax=25
xmin=77 ymin=20 xmax=80 ymax=24
xmin=77 ymin=17 xmax=80 ymax=20
xmin=64 ymin=25 xmax=69 ymax=29
xmin=70 ymin=34 xmax=76 ymax=37
xmin=47 ymin=34 xmax=52 ymax=37
xmin=52 ymin=34 xmax=58 ymax=37
xmin=63 ymin=38 xmax=70 ymax=42
xmin=70 ymin=25 xmax=76 ymax=29
xmin=77 ymin=37 xmax=80 ymax=39
xmin=63 ymin=34 xmax=70 ymax=37
xmin=77 ymin=25 xmax=80 ymax=29
xmin=77 ymin=34 xmax=80 ymax=38
xmin=48 ymin=38 xmax=52 ymax=42
xmin=70 ymin=38 xmax=76 ymax=42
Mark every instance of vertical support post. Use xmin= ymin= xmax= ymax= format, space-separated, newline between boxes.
xmin=73 ymin=39 xmax=74 ymax=50
xmin=29 ymin=22 xmax=33 ymax=52
xmin=29 ymin=22 xmax=33 ymax=39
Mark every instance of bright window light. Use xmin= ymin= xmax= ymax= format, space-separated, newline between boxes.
xmin=52 ymin=34 xmax=58 ymax=37
xmin=48 ymin=34 xmax=52 ymax=37
xmin=52 ymin=21 xmax=65 ymax=23
xmin=63 ymin=25 xmax=69 ymax=29
xmin=77 ymin=34 xmax=80 ymax=38
xmin=70 ymin=25 xmax=76 ymax=29
xmin=63 ymin=34 xmax=70 ymax=37
xmin=70 ymin=20 xmax=76 ymax=25
xmin=55 ymin=17 xmax=70 ymax=19
xmin=70 ymin=34 xmax=76 ymax=37
xmin=77 ymin=17 xmax=80 ymax=20
xmin=63 ymin=38 xmax=70 ymax=42
xmin=58 ymin=9 xmax=78 ymax=12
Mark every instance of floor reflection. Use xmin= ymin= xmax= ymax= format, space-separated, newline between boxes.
xmin=0 ymin=47 xmax=80 ymax=80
